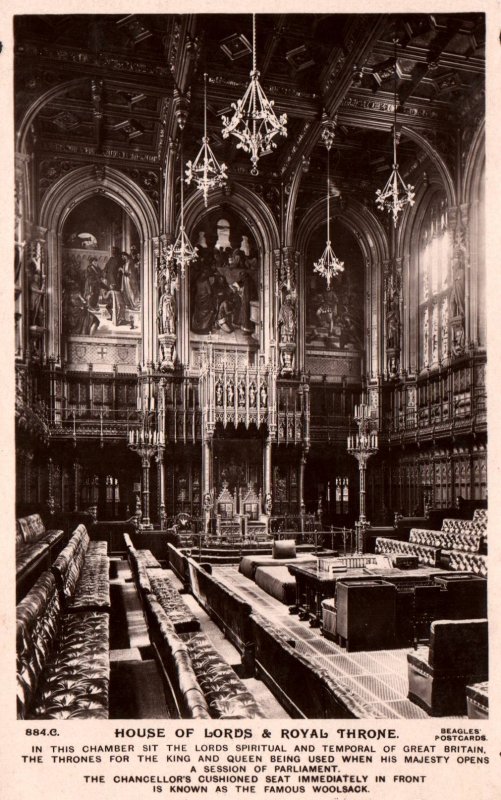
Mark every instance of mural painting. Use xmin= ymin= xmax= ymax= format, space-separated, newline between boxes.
xmin=306 ymin=219 xmax=364 ymax=352
xmin=189 ymin=211 xmax=260 ymax=345
xmin=62 ymin=196 xmax=141 ymax=338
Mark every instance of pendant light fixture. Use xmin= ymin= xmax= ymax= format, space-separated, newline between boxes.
xmin=167 ymin=133 xmax=198 ymax=277
xmin=375 ymin=37 xmax=415 ymax=226
xmin=221 ymin=14 xmax=287 ymax=175
xmin=313 ymin=117 xmax=344 ymax=289
xmin=185 ymin=73 xmax=227 ymax=206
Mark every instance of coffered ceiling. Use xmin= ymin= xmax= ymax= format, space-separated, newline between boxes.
xmin=15 ymin=13 xmax=485 ymax=215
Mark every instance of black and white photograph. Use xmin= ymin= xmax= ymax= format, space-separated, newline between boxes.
xmin=6 ymin=10 xmax=501 ymax=793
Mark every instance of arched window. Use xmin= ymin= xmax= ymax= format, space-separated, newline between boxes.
xmin=418 ymin=193 xmax=451 ymax=369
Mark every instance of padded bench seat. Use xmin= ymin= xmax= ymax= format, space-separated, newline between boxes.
xmin=144 ymin=595 xmax=211 ymax=719
xmin=239 ymin=553 xmax=315 ymax=580
xmin=254 ymin=565 xmax=297 ymax=605
xmin=52 ymin=526 xmax=110 ymax=612
xmin=375 ymin=537 xmax=440 ymax=567
xmin=180 ymin=631 xmax=264 ymax=719
xmin=17 ymin=571 xmax=109 ymax=719
xmin=144 ymin=569 xmax=200 ymax=634
xmin=16 ymin=514 xmax=66 ymax=599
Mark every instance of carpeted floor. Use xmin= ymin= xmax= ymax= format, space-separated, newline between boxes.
xmin=212 ymin=565 xmax=460 ymax=720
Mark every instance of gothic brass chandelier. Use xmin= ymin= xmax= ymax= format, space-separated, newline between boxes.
xmin=313 ymin=117 xmax=344 ymax=289
xmin=375 ymin=38 xmax=415 ymax=226
xmin=221 ymin=14 xmax=287 ymax=175
xmin=185 ymin=73 xmax=227 ymax=207
xmin=167 ymin=134 xmax=198 ymax=277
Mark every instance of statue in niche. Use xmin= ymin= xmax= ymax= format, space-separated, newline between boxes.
xmin=29 ymin=265 xmax=45 ymax=327
xmin=278 ymin=292 xmax=296 ymax=343
xmin=450 ymin=322 xmax=465 ymax=357
xmin=158 ymin=278 xmax=177 ymax=335
xmin=386 ymin=293 xmax=400 ymax=350
xmin=450 ymin=257 xmax=465 ymax=318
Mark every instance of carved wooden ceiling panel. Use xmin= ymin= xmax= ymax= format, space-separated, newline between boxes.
xmin=15 ymin=13 xmax=484 ymax=210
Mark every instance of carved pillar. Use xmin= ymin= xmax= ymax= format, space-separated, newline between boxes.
xmin=15 ymin=153 xmax=29 ymax=361
xmin=275 ymin=247 xmax=299 ymax=376
xmin=141 ymin=454 xmax=152 ymax=528
xmin=384 ymin=257 xmax=402 ymax=379
xmin=26 ymin=228 xmax=48 ymax=363
xmin=263 ymin=438 xmax=272 ymax=500
xmin=156 ymin=233 xmax=178 ymax=370
xmin=299 ymin=451 xmax=307 ymax=514
xmin=47 ymin=457 xmax=55 ymax=515
xmin=73 ymin=459 xmax=81 ymax=511
xmin=448 ymin=205 xmax=468 ymax=358
xmin=156 ymin=449 xmax=166 ymax=528
xmin=201 ymin=439 xmax=212 ymax=508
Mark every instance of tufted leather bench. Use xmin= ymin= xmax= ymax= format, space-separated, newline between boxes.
xmin=51 ymin=525 xmax=110 ymax=612
xmin=448 ymin=550 xmax=488 ymax=577
xmin=179 ymin=631 xmax=265 ymax=719
xmin=375 ymin=537 xmax=440 ymax=567
xmin=16 ymin=514 xmax=65 ymax=600
xmin=143 ymin=595 xmax=210 ymax=719
xmin=17 ymin=570 xmax=109 ymax=719
xmin=407 ymin=618 xmax=488 ymax=716
xmin=140 ymin=568 xmax=200 ymax=634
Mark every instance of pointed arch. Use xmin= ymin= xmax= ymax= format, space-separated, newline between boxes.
xmin=39 ymin=165 xmax=160 ymax=364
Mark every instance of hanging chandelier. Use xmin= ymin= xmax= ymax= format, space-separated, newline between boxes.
xmin=221 ymin=14 xmax=287 ymax=175
xmin=167 ymin=134 xmax=198 ymax=277
xmin=313 ymin=118 xmax=344 ymax=290
xmin=186 ymin=73 xmax=227 ymax=206
xmin=375 ymin=38 xmax=415 ymax=227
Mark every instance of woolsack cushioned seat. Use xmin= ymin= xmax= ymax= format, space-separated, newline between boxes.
xmin=239 ymin=540 xmax=315 ymax=580
xmin=17 ymin=571 xmax=109 ymax=719
xmin=254 ymin=565 xmax=297 ymax=605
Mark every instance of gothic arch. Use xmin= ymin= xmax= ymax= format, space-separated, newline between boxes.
xmin=183 ymin=183 xmax=280 ymax=254
xmin=180 ymin=183 xmax=280 ymax=361
xmin=17 ymin=78 xmax=89 ymax=155
xmin=39 ymin=165 xmax=160 ymax=363
xmin=400 ymin=181 xmax=449 ymax=374
xmin=401 ymin=126 xmax=456 ymax=209
xmin=462 ymin=120 xmax=485 ymax=206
